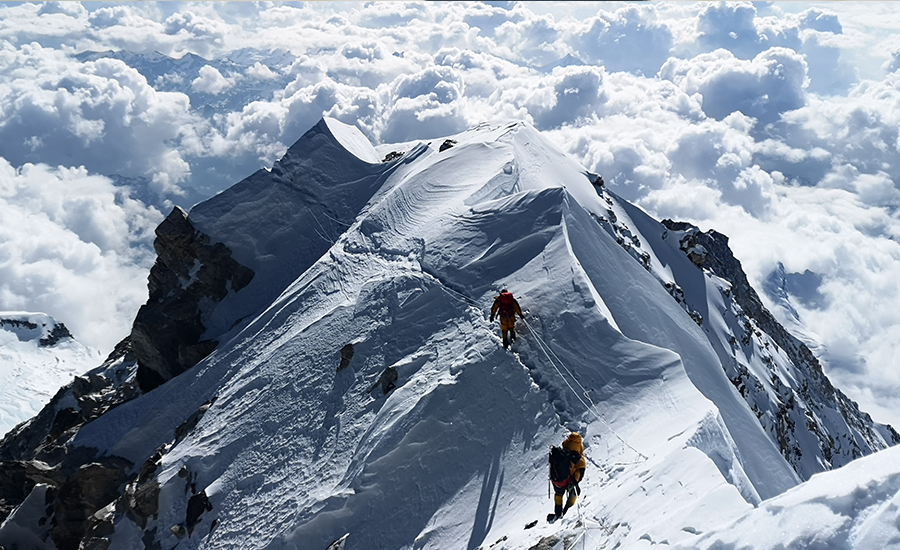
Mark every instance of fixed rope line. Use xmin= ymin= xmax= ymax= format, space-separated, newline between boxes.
xmin=307 ymin=207 xmax=336 ymax=244
xmin=522 ymin=316 xmax=648 ymax=462
xmin=319 ymin=209 xmax=354 ymax=228
xmin=432 ymin=280 xmax=648 ymax=462
xmin=523 ymin=317 xmax=645 ymax=460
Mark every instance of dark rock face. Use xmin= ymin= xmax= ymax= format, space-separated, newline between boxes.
xmin=132 ymin=206 xmax=254 ymax=393
xmin=40 ymin=322 xmax=73 ymax=346
xmin=0 ymin=338 xmax=138 ymax=465
xmin=185 ymin=490 xmax=212 ymax=536
xmin=661 ymin=219 xmax=900 ymax=477
xmin=0 ymin=461 xmax=35 ymax=520
xmin=49 ymin=458 xmax=132 ymax=550
xmin=0 ymin=338 xmax=140 ymax=544
xmin=338 ymin=343 xmax=354 ymax=371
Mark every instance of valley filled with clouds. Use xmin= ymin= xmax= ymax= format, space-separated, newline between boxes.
xmin=1 ymin=1 xmax=899 ymax=425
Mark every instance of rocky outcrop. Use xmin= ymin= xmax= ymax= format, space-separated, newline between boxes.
xmin=49 ymin=457 xmax=133 ymax=550
xmin=40 ymin=322 xmax=73 ymax=347
xmin=0 ymin=338 xmax=138 ymax=465
xmin=132 ymin=206 xmax=254 ymax=393
xmin=0 ymin=375 xmax=212 ymax=548
xmin=0 ymin=315 xmax=73 ymax=346
xmin=0 ymin=339 xmax=140 ymax=541
xmin=661 ymin=219 xmax=900 ymax=478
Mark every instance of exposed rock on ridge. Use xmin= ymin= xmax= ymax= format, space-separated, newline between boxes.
xmin=131 ymin=206 xmax=254 ymax=393
xmin=0 ymin=338 xmax=141 ymax=546
xmin=661 ymin=219 xmax=900 ymax=478
xmin=0 ymin=315 xmax=73 ymax=347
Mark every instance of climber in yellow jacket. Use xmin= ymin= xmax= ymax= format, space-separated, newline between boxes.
xmin=548 ymin=432 xmax=587 ymax=521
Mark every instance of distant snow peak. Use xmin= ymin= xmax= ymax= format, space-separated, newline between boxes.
xmin=0 ymin=311 xmax=73 ymax=347
xmin=0 ymin=311 xmax=96 ymax=439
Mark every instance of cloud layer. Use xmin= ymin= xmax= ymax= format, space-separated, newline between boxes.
xmin=0 ymin=160 xmax=161 ymax=352
xmin=1 ymin=1 xmax=899 ymax=425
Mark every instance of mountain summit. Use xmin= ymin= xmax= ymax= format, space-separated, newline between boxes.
xmin=0 ymin=118 xmax=895 ymax=550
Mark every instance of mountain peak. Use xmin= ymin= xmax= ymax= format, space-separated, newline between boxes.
xmin=0 ymin=311 xmax=72 ymax=347
xmin=0 ymin=118 xmax=896 ymax=550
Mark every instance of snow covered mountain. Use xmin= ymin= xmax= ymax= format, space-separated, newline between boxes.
xmin=0 ymin=118 xmax=896 ymax=550
xmin=0 ymin=312 xmax=97 ymax=438
xmin=74 ymin=49 xmax=295 ymax=115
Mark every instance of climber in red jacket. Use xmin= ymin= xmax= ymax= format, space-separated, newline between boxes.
xmin=490 ymin=289 xmax=524 ymax=349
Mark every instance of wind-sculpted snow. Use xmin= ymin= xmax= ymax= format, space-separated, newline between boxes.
xmin=66 ymin=121 xmax=788 ymax=550
xmin=2 ymin=119 xmax=897 ymax=550
xmin=682 ymin=444 xmax=900 ymax=550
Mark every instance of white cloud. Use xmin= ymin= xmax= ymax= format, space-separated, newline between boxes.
xmin=191 ymin=64 xmax=233 ymax=94
xmin=379 ymin=65 xmax=468 ymax=143
xmin=247 ymin=61 xmax=278 ymax=80
xmin=0 ymin=42 xmax=203 ymax=192
xmin=660 ymin=47 xmax=808 ymax=126
xmin=494 ymin=13 xmax=567 ymax=67
xmin=0 ymin=159 xmax=162 ymax=353
xmin=569 ymin=5 xmax=674 ymax=76
xmin=163 ymin=10 xmax=231 ymax=58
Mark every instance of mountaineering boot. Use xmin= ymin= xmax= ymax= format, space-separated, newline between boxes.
xmin=503 ymin=336 xmax=509 ymax=349
xmin=553 ymin=502 xmax=563 ymax=520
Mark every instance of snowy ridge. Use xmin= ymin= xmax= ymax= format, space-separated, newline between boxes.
xmin=596 ymin=207 xmax=899 ymax=480
xmin=0 ymin=119 xmax=897 ymax=550
xmin=683 ymin=444 xmax=900 ymax=549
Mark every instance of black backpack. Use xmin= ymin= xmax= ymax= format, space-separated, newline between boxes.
xmin=549 ymin=446 xmax=578 ymax=484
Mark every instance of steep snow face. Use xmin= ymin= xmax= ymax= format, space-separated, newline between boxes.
xmin=597 ymin=204 xmax=898 ymax=481
xmin=0 ymin=312 xmax=96 ymax=436
xmin=188 ymin=117 xmax=394 ymax=339
xmin=66 ymin=121 xmax=797 ymax=550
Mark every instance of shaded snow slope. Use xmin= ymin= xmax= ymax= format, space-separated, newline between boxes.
xmin=188 ymin=117 xmax=397 ymax=339
xmin=601 ymin=200 xmax=898 ymax=480
xmin=0 ymin=312 xmax=96 ymax=437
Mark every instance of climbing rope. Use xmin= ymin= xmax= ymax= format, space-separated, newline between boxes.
xmin=433 ymin=280 xmax=650 ymax=548
xmin=431 ymin=278 xmax=648 ymax=462
xmin=521 ymin=316 xmax=648 ymax=462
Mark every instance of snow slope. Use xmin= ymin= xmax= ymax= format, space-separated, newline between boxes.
xmin=682 ymin=444 xmax=900 ymax=550
xmin=0 ymin=312 xmax=96 ymax=437
xmin=1 ymin=119 xmax=896 ymax=550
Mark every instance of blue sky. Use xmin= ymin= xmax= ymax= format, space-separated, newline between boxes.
xmin=1 ymin=1 xmax=899 ymax=426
